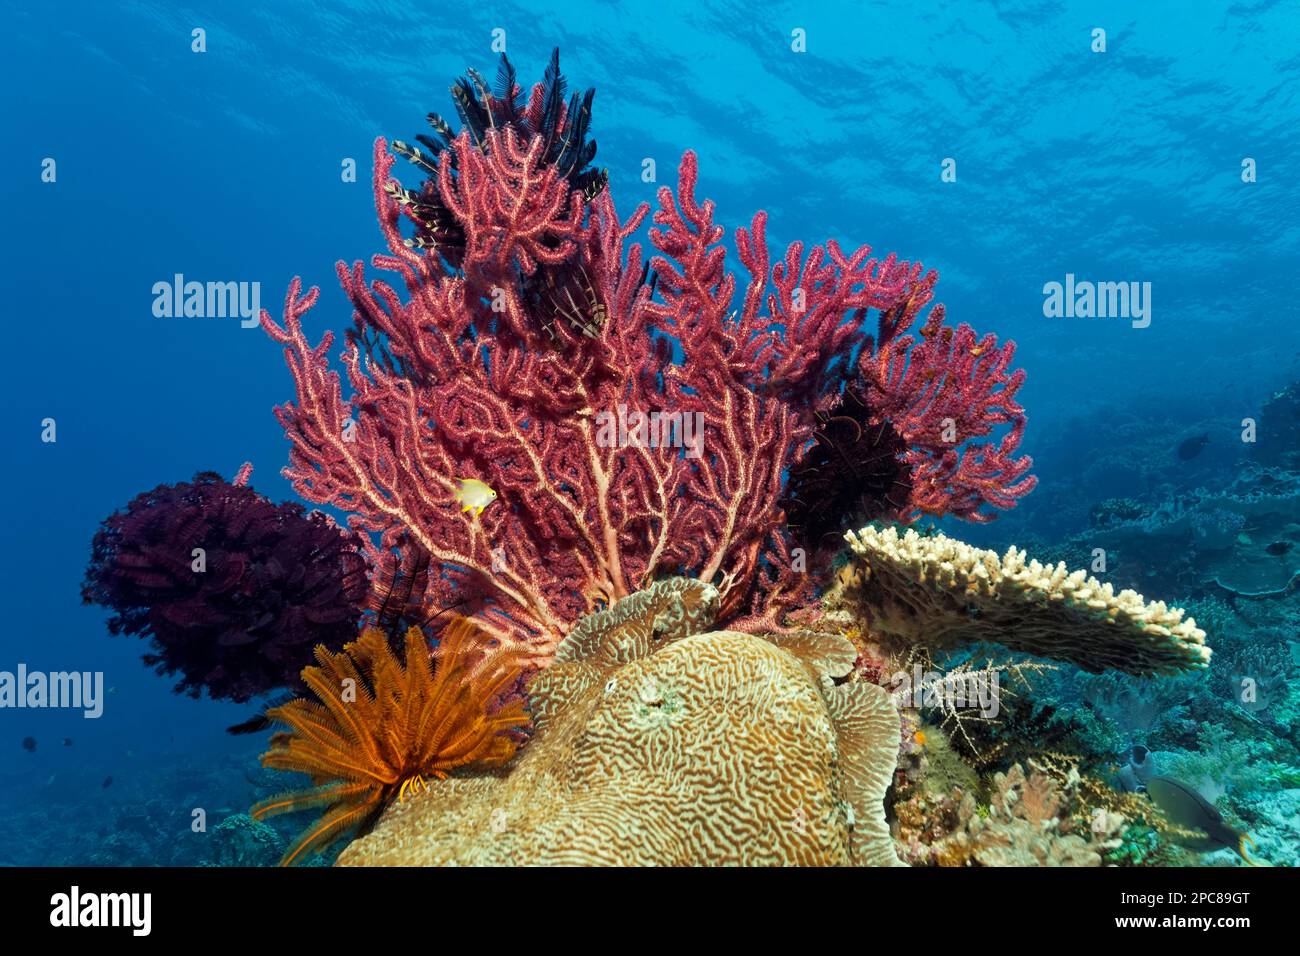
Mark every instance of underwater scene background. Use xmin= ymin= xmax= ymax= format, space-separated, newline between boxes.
xmin=2 ymin=0 xmax=1298 ymax=867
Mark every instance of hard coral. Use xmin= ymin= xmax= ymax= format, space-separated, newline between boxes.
xmin=840 ymin=526 xmax=1211 ymax=676
xmin=339 ymin=579 xmax=905 ymax=866
xmin=251 ymin=619 xmax=529 ymax=866
xmin=262 ymin=49 xmax=1035 ymax=658
xmin=201 ymin=814 xmax=284 ymax=868
xmin=933 ymin=763 xmax=1124 ymax=867
xmin=81 ymin=470 xmax=367 ymax=702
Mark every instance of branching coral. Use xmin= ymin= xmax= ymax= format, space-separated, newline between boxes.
xmin=81 ymin=469 xmax=367 ymax=701
xmin=930 ymin=763 xmax=1126 ymax=867
xmin=250 ymin=619 xmax=529 ymax=865
xmin=261 ymin=50 xmax=1035 ymax=659
xmin=839 ymin=526 xmax=1210 ymax=676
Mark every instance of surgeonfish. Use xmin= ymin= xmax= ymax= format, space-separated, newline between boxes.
xmin=1147 ymin=775 xmax=1259 ymax=865
xmin=1177 ymin=434 xmax=1210 ymax=460
xmin=454 ymin=477 xmax=498 ymax=517
xmin=1117 ymin=744 xmax=1155 ymax=792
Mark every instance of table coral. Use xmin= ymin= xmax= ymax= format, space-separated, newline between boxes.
xmin=839 ymin=526 xmax=1210 ymax=676
xmin=338 ymin=579 xmax=904 ymax=866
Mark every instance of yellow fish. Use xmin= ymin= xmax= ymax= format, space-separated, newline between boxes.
xmin=454 ymin=477 xmax=497 ymax=516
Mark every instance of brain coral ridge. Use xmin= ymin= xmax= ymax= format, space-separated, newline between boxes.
xmin=340 ymin=577 xmax=904 ymax=866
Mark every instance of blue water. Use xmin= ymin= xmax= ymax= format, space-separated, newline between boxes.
xmin=2 ymin=0 xmax=1297 ymax=865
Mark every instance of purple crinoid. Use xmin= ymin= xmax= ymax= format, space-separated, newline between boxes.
xmin=82 ymin=471 xmax=368 ymax=702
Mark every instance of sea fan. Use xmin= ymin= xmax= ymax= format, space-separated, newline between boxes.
xmin=80 ymin=471 xmax=368 ymax=702
xmin=388 ymin=47 xmax=606 ymax=262
xmin=251 ymin=619 xmax=530 ymax=865
xmin=370 ymin=48 xmax=610 ymax=351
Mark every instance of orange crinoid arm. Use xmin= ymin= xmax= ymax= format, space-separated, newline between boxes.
xmin=250 ymin=619 xmax=530 ymax=865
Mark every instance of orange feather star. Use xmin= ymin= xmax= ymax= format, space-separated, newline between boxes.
xmin=250 ymin=618 xmax=530 ymax=865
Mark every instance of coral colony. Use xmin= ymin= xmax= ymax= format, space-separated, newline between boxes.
xmin=260 ymin=48 xmax=1035 ymax=656
xmin=84 ymin=50 xmax=1223 ymax=866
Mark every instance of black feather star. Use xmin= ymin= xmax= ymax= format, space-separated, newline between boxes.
xmin=228 ymin=541 xmax=433 ymax=735
xmin=373 ymin=48 xmax=613 ymax=352
xmin=389 ymin=47 xmax=607 ymax=263
xmin=780 ymin=387 xmax=914 ymax=555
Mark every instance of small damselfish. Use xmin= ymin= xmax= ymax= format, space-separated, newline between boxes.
xmin=454 ymin=478 xmax=497 ymax=516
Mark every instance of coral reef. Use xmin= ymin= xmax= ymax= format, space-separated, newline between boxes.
xmin=932 ymin=763 xmax=1126 ymax=867
xmin=261 ymin=50 xmax=1034 ymax=657
xmin=1252 ymin=382 xmax=1300 ymax=471
xmin=1074 ymin=670 xmax=1202 ymax=744
xmin=81 ymin=469 xmax=367 ymax=701
xmin=838 ymin=526 xmax=1210 ymax=675
xmin=1028 ymin=465 xmax=1300 ymax=599
xmin=201 ymin=814 xmax=284 ymax=867
xmin=1241 ymin=788 xmax=1300 ymax=867
xmin=1158 ymin=724 xmax=1271 ymax=804
xmin=251 ymin=619 xmax=529 ymax=865
xmin=0 ymin=750 xmax=308 ymax=867
xmin=971 ymin=402 xmax=1240 ymax=547
xmin=899 ymin=722 xmax=979 ymax=797
xmin=338 ymin=579 xmax=903 ymax=866
xmin=893 ymin=761 xmax=1140 ymax=867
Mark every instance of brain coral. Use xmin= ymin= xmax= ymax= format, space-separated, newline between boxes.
xmin=840 ymin=526 xmax=1210 ymax=676
xmin=338 ymin=578 xmax=903 ymax=866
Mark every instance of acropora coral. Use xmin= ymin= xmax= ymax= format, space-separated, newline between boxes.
xmin=261 ymin=49 xmax=1035 ymax=659
xmin=838 ymin=526 xmax=1210 ymax=675
xmin=251 ymin=619 xmax=529 ymax=865
xmin=81 ymin=469 xmax=367 ymax=701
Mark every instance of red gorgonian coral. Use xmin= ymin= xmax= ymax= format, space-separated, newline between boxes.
xmin=261 ymin=52 xmax=1034 ymax=659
